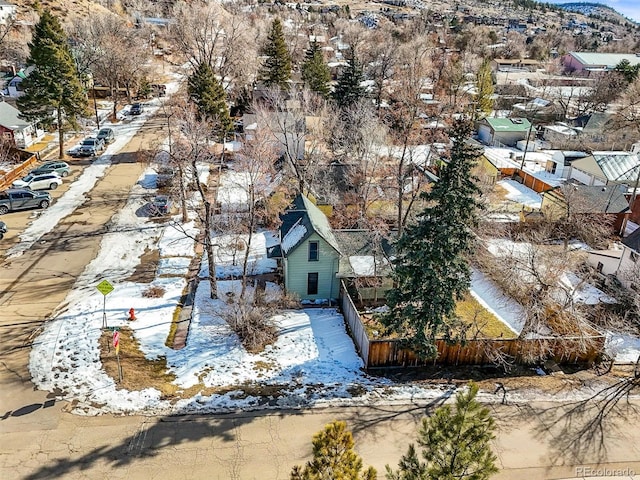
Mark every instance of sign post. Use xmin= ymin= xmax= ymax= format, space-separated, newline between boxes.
xmin=96 ymin=280 xmax=114 ymax=329
xmin=113 ymin=330 xmax=123 ymax=383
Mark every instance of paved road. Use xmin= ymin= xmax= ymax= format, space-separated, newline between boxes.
xmin=2 ymin=113 xmax=640 ymax=479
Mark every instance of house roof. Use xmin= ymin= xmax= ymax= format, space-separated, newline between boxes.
xmin=482 ymin=117 xmax=531 ymax=133
xmin=622 ymin=227 xmax=640 ymax=253
xmin=556 ymin=184 xmax=630 ymax=214
xmin=0 ymin=101 xmax=29 ymax=131
xmin=569 ymin=52 xmax=640 ymax=70
xmin=278 ymin=194 xmax=341 ymax=256
xmin=571 ymin=152 xmax=640 ymax=183
xmin=333 ymin=230 xmax=395 ymax=278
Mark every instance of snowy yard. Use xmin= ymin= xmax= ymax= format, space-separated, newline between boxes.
xmin=14 ymin=75 xmax=640 ymax=415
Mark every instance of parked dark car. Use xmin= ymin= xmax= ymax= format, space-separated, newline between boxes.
xmin=77 ymin=137 xmax=105 ymax=157
xmin=130 ymin=103 xmax=144 ymax=115
xmin=0 ymin=221 xmax=6 ymax=239
xmin=150 ymin=195 xmax=172 ymax=216
xmin=155 ymin=166 xmax=175 ymax=188
xmin=30 ymin=160 xmax=70 ymax=177
xmin=96 ymin=127 xmax=115 ymax=144
xmin=0 ymin=189 xmax=51 ymax=215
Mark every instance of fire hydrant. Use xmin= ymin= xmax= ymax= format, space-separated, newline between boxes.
xmin=128 ymin=308 xmax=136 ymax=321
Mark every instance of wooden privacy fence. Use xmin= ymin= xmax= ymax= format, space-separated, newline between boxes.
xmin=0 ymin=155 xmax=38 ymax=190
xmin=339 ymin=281 xmax=605 ymax=369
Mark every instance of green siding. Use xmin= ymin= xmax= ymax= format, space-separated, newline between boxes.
xmin=284 ymin=233 xmax=340 ymax=300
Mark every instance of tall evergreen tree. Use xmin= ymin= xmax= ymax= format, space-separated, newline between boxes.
xmin=332 ymin=51 xmax=366 ymax=108
xmin=291 ymin=421 xmax=377 ymax=480
xmin=259 ymin=18 xmax=292 ymax=90
xmin=302 ymin=41 xmax=331 ymax=98
xmin=386 ymin=384 xmax=498 ymax=480
xmin=382 ymin=119 xmax=482 ymax=358
xmin=17 ymin=10 xmax=87 ymax=158
xmin=475 ymin=58 xmax=494 ymax=118
xmin=187 ymin=62 xmax=232 ymax=141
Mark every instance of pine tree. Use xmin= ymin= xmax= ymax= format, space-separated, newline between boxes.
xmin=302 ymin=41 xmax=331 ymax=98
xmin=475 ymin=58 xmax=494 ymax=118
xmin=17 ymin=10 xmax=88 ymax=158
xmin=259 ymin=18 xmax=292 ymax=90
xmin=386 ymin=384 xmax=498 ymax=480
xmin=382 ymin=119 xmax=482 ymax=358
xmin=291 ymin=421 xmax=377 ymax=480
xmin=187 ymin=62 xmax=232 ymax=141
xmin=332 ymin=51 xmax=366 ymax=108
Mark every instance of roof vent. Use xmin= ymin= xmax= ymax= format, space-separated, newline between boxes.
xmin=511 ymin=118 xmax=523 ymax=124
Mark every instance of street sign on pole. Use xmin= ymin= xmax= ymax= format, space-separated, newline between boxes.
xmin=96 ymin=279 xmax=114 ymax=328
xmin=96 ymin=280 xmax=114 ymax=296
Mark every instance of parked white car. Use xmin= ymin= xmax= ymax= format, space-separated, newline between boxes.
xmin=12 ymin=172 xmax=63 ymax=190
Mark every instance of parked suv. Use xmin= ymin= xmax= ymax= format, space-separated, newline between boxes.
xmin=130 ymin=103 xmax=144 ymax=115
xmin=97 ymin=127 xmax=115 ymax=144
xmin=12 ymin=172 xmax=63 ymax=190
xmin=0 ymin=189 xmax=51 ymax=214
xmin=77 ymin=137 xmax=105 ymax=157
xmin=30 ymin=160 xmax=70 ymax=177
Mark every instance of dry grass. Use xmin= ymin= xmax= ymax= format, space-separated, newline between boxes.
xmin=142 ymin=285 xmax=166 ymax=298
xmin=455 ymin=293 xmax=517 ymax=339
xmin=100 ymin=326 xmax=179 ymax=397
xmin=361 ymin=293 xmax=515 ymax=340
xmin=164 ymin=303 xmax=183 ymax=348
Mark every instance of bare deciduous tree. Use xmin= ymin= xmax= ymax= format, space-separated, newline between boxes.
xmin=173 ymin=104 xmax=219 ymax=299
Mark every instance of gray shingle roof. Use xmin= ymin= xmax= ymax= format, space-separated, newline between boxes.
xmin=622 ymin=227 xmax=640 ymax=253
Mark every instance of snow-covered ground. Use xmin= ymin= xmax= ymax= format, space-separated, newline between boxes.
xmin=497 ymin=179 xmax=542 ymax=209
xmin=16 ymin=75 xmax=640 ymax=415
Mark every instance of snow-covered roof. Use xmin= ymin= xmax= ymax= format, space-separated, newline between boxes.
xmin=278 ymin=195 xmax=341 ymax=257
xmin=281 ymin=218 xmax=307 ymax=254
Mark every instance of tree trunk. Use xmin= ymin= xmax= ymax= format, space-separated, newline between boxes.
xmin=193 ymin=159 xmax=218 ymax=299
xmin=177 ymin=163 xmax=188 ymax=223
xmin=57 ymin=106 xmax=64 ymax=158
xmin=240 ymin=186 xmax=256 ymax=300
xmin=112 ymin=82 xmax=119 ymax=121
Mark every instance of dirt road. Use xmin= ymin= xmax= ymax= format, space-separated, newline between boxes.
xmin=0 ymin=115 xmax=166 ymax=431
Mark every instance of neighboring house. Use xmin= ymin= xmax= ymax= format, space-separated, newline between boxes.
xmin=546 ymin=150 xmax=589 ymax=178
xmin=477 ymin=117 xmax=531 ymax=147
xmin=542 ymin=124 xmax=578 ymax=147
xmin=0 ymin=0 xmax=16 ymax=24
xmin=334 ymin=230 xmax=394 ymax=303
xmin=587 ymin=246 xmax=623 ymax=276
xmin=617 ymin=228 xmax=640 ymax=291
xmin=269 ymin=195 xmax=342 ymax=302
xmin=0 ymin=101 xmax=37 ymax=148
xmin=491 ymin=58 xmax=540 ymax=72
xmin=5 ymin=66 xmax=34 ymax=98
xmin=562 ymin=52 xmax=640 ymax=73
xmin=568 ymin=151 xmax=640 ymax=187
xmin=541 ymin=183 xmax=630 ymax=233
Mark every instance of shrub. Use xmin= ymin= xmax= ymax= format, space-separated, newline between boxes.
xmin=142 ymin=285 xmax=166 ymax=298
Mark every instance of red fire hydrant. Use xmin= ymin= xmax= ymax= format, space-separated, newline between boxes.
xmin=128 ymin=308 xmax=136 ymax=321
